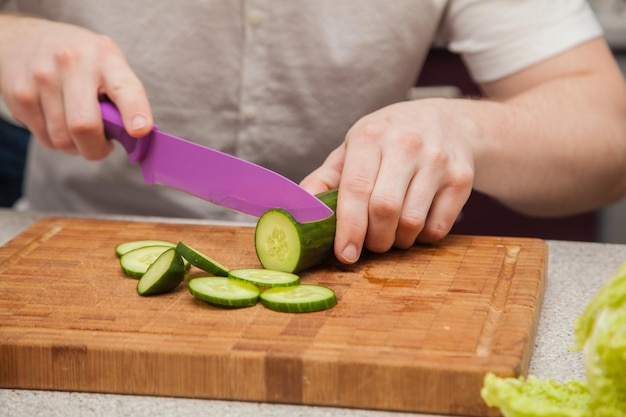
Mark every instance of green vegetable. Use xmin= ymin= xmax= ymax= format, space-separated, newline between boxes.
xmin=119 ymin=245 xmax=175 ymax=279
xmin=228 ymin=268 xmax=300 ymax=287
xmin=572 ymin=261 xmax=626 ymax=416
xmin=482 ymin=374 xmax=591 ymax=417
xmin=188 ymin=276 xmax=260 ymax=308
xmin=176 ymin=241 xmax=229 ymax=276
xmin=481 ymin=261 xmax=626 ymax=417
xmin=136 ymin=247 xmax=186 ymax=296
xmin=255 ymin=189 xmax=337 ymax=273
xmin=260 ymin=284 xmax=337 ymax=313
xmin=115 ymin=239 xmax=176 ymax=257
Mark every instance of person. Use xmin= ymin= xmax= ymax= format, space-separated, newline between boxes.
xmin=0 ymin=1 xmax=625 ymax=265
xmin=0 ymin=115 xmax=29 ymax=207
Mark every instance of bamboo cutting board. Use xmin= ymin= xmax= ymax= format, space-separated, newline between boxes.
xmin=0 ymin=217 xmax=548 ymax=416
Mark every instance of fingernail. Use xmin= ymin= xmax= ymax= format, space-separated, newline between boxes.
xmin=131 ymin=115 xmax=147 ymax=131
xmin=342 ymin=243 xmax=359 ymax=264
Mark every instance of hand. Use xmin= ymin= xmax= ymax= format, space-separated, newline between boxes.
xmin=301 ymin=99 xmax=477 ymax=264
xmin=0 ymin=15 xmax=152 ymax=160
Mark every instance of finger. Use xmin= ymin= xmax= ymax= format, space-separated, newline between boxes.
xmin=99 ymin=43 xmax=153 ymax=139
xmin=364 ymin=137 xmax=422 ymax=253
xmin=5 ymin=83 xmax=52 ymax=149
xmin=58 ymin=48 xmax=113 ymax=160
xmin=35 ymin=61 xmax=77 ymax=154
xmin=416 ymin=176 xmax=472 ymax=243
xmin=334 ymin=132 xmax=381 ymax=264
xmin=299 ymin=146 xmax=345 ymax=195
xmin=392 ymin=174 xmax=436 ymax=248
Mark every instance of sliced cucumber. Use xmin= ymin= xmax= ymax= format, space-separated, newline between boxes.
xmin=137 ymin=248 xmax=186 ymax=295
xmin=260 ymin=284 xmax=337 ymax=313
xmin=120 ymin=245 xmax=174 ymax=278
xmin=176 ymin=242 xmax=229 ymax=276
xmin=255 ymin=189 xmax=337 ymax=273
xmin=228 ymin=268 xmax=299 ymax=287
xmin=115 ymin=239 xmax=176 ymax=257
xmin=188 ymin=277 xmax=260 ymax=308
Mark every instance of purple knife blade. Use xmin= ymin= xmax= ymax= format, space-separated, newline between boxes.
xmin=100 ymin=101 xmax=333 ymax=222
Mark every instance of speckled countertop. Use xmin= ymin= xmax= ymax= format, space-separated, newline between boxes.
xmin=1 ymin=208 xmax=624 ymax=417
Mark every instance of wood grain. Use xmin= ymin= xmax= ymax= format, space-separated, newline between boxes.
xmin=0 ymin=217 xmax=548 ymax=416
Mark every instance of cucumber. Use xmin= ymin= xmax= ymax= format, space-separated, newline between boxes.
xmin=136 ymin=247 xmax=186 ymax=295
xmin=255 ymin=189 xmax=337 ymax=273
xmin=115 ymin=239 xmax=176 ymax=257
xmin=175 ymin=242 xmax=229 ymax=276
xmin=260 ymin=284 xmax=337 ymax=313
xmin=228 ymin=268 xmax=300 ymax=287
xmin=120 ymin=245 xmax=174 ymax=278
xmin=188 ymin=277 xmax=260 ymax=308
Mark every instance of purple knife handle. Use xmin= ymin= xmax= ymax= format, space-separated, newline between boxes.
xmin=100 ymin=100 xmax=152 ymax=163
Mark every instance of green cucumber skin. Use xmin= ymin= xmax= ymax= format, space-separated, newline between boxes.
xmin=188 ymin=277 xmax=260 ymax=308
xmin=136 ymin=249 xmax=186 ymax=296
xmin=260 ymin=295 xmax=337 ymax=313
xmin=175 ymin=242 xmax=229 ymax=276
xmin=255 ymin=189 xmax=337 ymax=273
xmin=115 ymin=240 xmax=176 ymax=258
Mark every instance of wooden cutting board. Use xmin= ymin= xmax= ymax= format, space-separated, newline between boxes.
xmin=0 ymin=217 xmax=548 ymax=416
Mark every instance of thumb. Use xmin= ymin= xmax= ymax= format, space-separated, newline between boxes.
xmin=100 ymin=53 xmax=153 ymax=138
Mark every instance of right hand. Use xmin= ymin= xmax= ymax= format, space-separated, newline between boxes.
xmin=0 ymin=15 xmax=153 ymax=160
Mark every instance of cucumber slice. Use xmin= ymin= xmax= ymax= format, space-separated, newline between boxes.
xmin=137 ymin=248 xmax=186 ymax=295
xmin=255 ymin=189 xmax=337 ymax=273
xmin=115 ymin=239 xmax=176 ymax=257
xmin=228 ymin=268 xmax=299 ymax=287
xmin=120 ymin=245 xmax=174 ymax=278
xmin=188 ymin=277 xmax=260 ymax=308
xmin=176 ymin=242 xmax=229 ymax=276
xmin=260 ymin=284 xmax=337 ymax=313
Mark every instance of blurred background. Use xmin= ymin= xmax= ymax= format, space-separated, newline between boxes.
xmin=0 ymin=0 xmax=624 ymax=243
xmin=589 ymin=0 xmax=626 ymax=243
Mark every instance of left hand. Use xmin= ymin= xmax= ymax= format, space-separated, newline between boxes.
xmin=301 ymin=99 xmax=477 ymax=264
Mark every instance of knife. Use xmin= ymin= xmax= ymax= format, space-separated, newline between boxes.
xmin=100 ymin=101 xmax=333 ymax=222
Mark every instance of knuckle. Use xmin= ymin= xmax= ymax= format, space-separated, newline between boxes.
xmin=8 ymin=84 xmax=38 ymax=107
xmin=49 ymin=132 xmax=73 ymax=150
xmin=351 ymin=120 xmax=387 ymax=145
xmin=429 ymin=146 xmax=450 ymax=168
xmin=66 ymin=115 xmax=99 ymax=137
xmin=395 ymin=131 xmax=425 ymax=155
xmin=447 ymin=164 xmax=475 ymax=191
xmin=53 ymin=46 xmax=79 ymax=67
xmin=420 ymin=222 xmax=450 ymax=243
xmin=398 ymin=212 xmax=426 ymax=234
xmin=342 ymin=175 xmax=374 ymax=198
xmin=369 ymin=193 xmax=402 ymax=219
xmin=32 ymin=65 xmax=57 ymax=86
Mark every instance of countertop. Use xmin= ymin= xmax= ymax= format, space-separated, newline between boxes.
xmin=1 ymin=208 xmax=625 ymax=417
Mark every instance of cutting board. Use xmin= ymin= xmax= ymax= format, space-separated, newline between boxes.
xmin=0 ymin=217 xmax=548 ymax=416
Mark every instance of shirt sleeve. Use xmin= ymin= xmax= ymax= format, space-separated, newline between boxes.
xmin=439 ymin=0 xmax=604 ymax=83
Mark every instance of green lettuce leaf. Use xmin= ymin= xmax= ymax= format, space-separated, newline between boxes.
xmin=482 ymin=260 xmax=626 ymax=416
xmin=481 ymin=373 xmax=590 ymax=417
xmin=572 ymin=261 xmax=626 ymax=352
xmin=582 ymin=305 xmax=626 ymax=416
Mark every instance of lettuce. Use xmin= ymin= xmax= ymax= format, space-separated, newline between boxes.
xmin=481 ymin=374 xmax=590 ymax=417
xmin=481 ymin=261 xmax=626 ymax=417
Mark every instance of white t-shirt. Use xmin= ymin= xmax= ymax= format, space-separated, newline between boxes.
xmin=0 ymin=0 xmax=603 ymax=220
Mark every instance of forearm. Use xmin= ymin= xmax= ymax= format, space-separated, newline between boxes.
xmin=469 ymin=47 xmax=626 ymax=216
